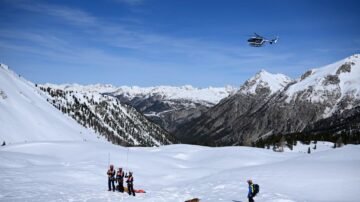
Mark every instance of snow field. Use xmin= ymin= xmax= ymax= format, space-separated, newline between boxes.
xmin=1 ymin=141 xmax=359 ymax=202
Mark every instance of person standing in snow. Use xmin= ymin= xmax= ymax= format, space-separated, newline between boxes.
xmin=126 ymin=171 xmax=135 ymax=196
xmin=116 ymin=167 xmax=125 ymax=192
xmin=107 ymin=164 xmax=116 ymax=191
xmin=247 ymin=179 xmax=255 ymax=202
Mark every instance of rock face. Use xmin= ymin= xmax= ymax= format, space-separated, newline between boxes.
xmin=39 ymin=85 xmax=175 ymax=146
xmin=303 ymin=106 xmax=360 ymax=136
xmin=176 ymin=54 xmax=360 ymax=146
xmin=116 ymin=96 xmax=210 ymax=133
xmin=111 ymin=86 xmax=236 ymax=133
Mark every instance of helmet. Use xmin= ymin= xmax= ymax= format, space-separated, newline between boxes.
xmin=247 ymin=179 xmax=253 ymax=184
xmin=110 ymin=164 xmax=114 ymax=169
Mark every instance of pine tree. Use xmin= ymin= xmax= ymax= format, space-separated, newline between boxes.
xmin=336 ymin=137 xmax=344 ymax=148
xmin=288 ymin=143 xmax=293 ymax=150
xmin=313 ymin=144 xmax=317 ymax=150
xmin=1 ymin=141 xmax=5 ymax=146
xmin=307 ymin=147 xmax=311 ymax=154
xmin=278 ymin=136 xmax=285 ymax=152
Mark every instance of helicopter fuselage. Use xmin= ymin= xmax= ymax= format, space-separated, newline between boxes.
xmin=247 ymin=37 xmax=266 ymax=47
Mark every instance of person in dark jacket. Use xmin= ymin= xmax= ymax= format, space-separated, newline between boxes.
xmin=247 ymin=179 xmax=255 ymax=202
xmin=116 ymin=167 xmax=125 ymax=192
xmin=107 ymin=164 xmax=116 ymax=191
xmin=126 ymin=172 xmax=135 ymax=196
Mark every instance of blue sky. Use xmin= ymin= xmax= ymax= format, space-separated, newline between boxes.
xmin=0 ymin=0 xmax=359 ymax=87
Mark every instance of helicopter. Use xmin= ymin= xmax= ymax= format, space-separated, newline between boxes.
xmin=247 ymin=33 xmax=278 ymax=47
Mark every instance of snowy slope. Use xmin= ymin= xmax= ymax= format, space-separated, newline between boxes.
xmin=0 ymin=64 xmax=101 ymax=144
xmin=239 ymin=70 xmax=293 ymax=95
xmin=0 ymin=141 xmax=359 ymax=202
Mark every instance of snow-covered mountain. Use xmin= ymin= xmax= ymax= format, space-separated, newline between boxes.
xmin=44 ymin=84 xmax=236 ymax=106
xmin=176 ymin=54 xmax=360 ymax=146
xmin=44 ymin=84 xmax=236 ymax=133
xmin=0 ymin=64 xmax=101 ymax=144
xmin=43 ymin=83 xmax=118 ymax=94
xmin=0 ymin=63 xmax=174 ymax=146
xmin=40 ymin=84 xmax=175 ymax=146
xmin=285 ymin=54 xmax=360 ymax=117
xmin=113 ymin=85 xmax=236 ymax=106
xmin=113 ymin=85 xmax=236 ymax=132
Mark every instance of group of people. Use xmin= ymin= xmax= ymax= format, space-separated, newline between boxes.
xmin=107 ymin=164 xmax=258 ymax=201
xmin=107 ymin=164 xmax=135 ymax=196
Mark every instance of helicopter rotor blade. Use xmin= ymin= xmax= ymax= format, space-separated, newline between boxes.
xmin=254 ymin=33 xmax=262 ymax=37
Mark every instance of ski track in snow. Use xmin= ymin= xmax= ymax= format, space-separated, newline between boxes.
xmin=0 ymin=141 xmax=359 ymax=202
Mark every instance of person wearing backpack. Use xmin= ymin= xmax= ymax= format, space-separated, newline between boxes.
xmin=126 ymin=171 xmax=135 ymax=196
xmin=107 ymin=165 xmax=116 ymax=191
xmin=247 ymin=179 xmax=259 ymax=202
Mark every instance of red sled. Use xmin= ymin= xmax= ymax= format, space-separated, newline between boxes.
xmin=134 ymin=189 xmax=146 ymax=193
xmin=123 ymin=187 xmax=146 ymax=193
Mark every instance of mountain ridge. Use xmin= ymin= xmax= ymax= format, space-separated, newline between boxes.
xmin=0 ymin=63 xmax=174 ymax=146
xmin=44 ymin=84 xmax=237 ymax=132
xmin=175 ymin=54 xmax=360 ymax=146
xmin=2 ymin=54 xmax=359 ymax=147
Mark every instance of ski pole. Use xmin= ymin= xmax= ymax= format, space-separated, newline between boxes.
xmin=126 ymin=147 xmax=129 ymax=171
xmin=108 ymin=152 xmax=110 ymax=167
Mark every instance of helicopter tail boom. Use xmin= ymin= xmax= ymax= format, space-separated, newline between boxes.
xmin=269 ymin=37 xmax=278 ymax=44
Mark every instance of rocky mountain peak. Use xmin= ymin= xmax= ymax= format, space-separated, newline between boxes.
xmin=285 ymin=54 xmax=360 ymax=105
xmin=176 ymin=54 xmax=360 ymax=146
xmin=239 ymin=69 xmax=293 ymax=96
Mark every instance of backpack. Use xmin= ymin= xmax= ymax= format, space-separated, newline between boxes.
xmin=253 ymin=184 xmax=260 ymax=196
